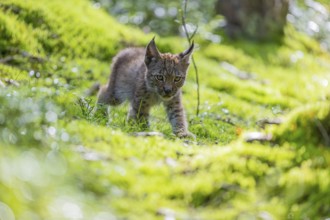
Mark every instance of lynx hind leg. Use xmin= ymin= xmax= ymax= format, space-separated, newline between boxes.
xmin=94 ymin=84 xmax=122 ymax=117
xmin=97 ymin=85 xmax=122 ymax=106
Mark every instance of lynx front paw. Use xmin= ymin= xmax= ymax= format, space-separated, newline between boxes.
xmin=176 ymin=131 xmax=196 ymax=139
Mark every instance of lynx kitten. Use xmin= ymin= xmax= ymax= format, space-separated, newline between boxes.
xmin=96 ymin=38 xmax=194 ymax=138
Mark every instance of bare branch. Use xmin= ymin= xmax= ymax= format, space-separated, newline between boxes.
xmin=189 ymin=25 xmax=198 ymax=42
xmin=0 ymin=56 xmax=15 ymax=63
xmin=244 ymin=132 xmax=273 ymax=143
xmin=181 ymin=0 xmax=200 ymax=116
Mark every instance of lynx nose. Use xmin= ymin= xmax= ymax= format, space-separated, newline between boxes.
xmin=163 ymin=85 xmax=172 ymax=95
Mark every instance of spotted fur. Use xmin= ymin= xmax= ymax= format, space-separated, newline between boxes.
xmin=96 ymin=38 xmax=194 ymax=138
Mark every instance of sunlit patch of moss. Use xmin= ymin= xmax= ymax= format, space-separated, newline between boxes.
xmin=203 ymin=43 xmax=256 ymax=68
xmin=284 ymin=25 xmax=324 ymax=55
xmin=0 ymin=64 xmax=28 ymax=81
xmin=0 ymin=9 xmax=42 ymax=56
xmin=1 ymin=0 xmax=148 ymax=60
xmin=273 ymin=102 xmax=330 ymax=147
xmin=62 ymin=120 xmax=309 ymax=218
xmin=276 ymin=161 xmax=330 ymax=219
xmin=199 ymin=28 xmax=330 ymax=107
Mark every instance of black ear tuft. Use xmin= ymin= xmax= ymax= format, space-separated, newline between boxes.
xmin=145 ymin=37 xmax=160 ymax=65
xmin=179 ymin=42 xmax=194 ymax=64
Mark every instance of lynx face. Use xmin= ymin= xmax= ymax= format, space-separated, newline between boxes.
xmin=146 ymin=55 xmax=186 ymax=99
xmin=145 ymin=39 xmax=194 ymax=100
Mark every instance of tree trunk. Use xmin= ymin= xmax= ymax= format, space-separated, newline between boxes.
xmin=215 ymin=0 xmax=290 ymax=41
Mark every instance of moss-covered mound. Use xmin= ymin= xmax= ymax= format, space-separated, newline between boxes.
xmin=1 ymin=0 xmax=330 ymax=219
xmin=274 ymin=102 xmax=330 ymax=147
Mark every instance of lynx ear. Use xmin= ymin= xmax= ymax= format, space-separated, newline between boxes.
xmin=145 ymin=37 xmax=161 ymax=65
xmin=179 ymin=41 xmax=194 ymax=65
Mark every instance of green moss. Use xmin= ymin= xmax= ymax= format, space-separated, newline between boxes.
xmin=273 ymin=102 xmax=330 ymax=147
xmin=1 ymin=0 xmax=330 ymax=219
xmin=0 ymin=0 xmax=148 ymax=60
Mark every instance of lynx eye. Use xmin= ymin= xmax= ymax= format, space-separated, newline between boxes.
xmin=174 ymin=76 xmax=182 ymax=83
xmin=155 ymin=75 xmax=164 ymax=81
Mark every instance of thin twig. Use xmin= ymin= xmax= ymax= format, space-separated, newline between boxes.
xmin=0 ymin=52 xmax=46 ymax=64
xmin=181 ymin=0 xmax=200 ymax=116
xmin=191 ymin=56 xmax=200 ymax=116
xmin=0 ymin=56 xmax=15 ymax=63
xmin=181 ymin=0 xmax=190 ymax=43
xmin=189 ymin=25 xmax=198 ymax=41
xmin=244 ymin=132 xmax=273 ymax=143
xmin=257 ymin=118 xmax=282 ymax=129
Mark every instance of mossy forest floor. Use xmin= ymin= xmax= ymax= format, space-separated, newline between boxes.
xmin=1 ymin=0 xmax=330 ymax=219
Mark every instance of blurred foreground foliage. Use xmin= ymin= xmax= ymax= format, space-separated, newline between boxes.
xmin=1 ymin=0 xmax=330 ymax=219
